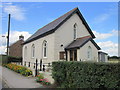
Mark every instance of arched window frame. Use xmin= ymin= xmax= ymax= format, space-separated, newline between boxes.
xmin=73 ymin=23 xmax=77 ymax=40
xmin=24 ymin=46 xmax=27 ymax=59
xmin=42 ymin=40 xmax=47 ymax=58
xmin=31 ymin=44 xmax=35 ymax=58
xmin=87 ymin=46 xmax=92 ymax=60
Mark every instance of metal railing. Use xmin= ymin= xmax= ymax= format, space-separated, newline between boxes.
xmin=23 ymin=59 xmax=52 ymax=76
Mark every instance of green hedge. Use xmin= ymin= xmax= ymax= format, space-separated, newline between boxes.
xmin=8 ymin=56 xmax=22 ymax=62
xmin=0 ymin=55 xmax=22 ymax=64
xmin=0 ymin=55 xmax=8 ymax=64
xmin=52 ymin=61 xmax=120 ymax=88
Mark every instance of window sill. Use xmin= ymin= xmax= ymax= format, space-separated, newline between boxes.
xmin=43 ymin=57 xmax=47 ymax=59
xmin=31 ymin=57 xmax=35 ymax=59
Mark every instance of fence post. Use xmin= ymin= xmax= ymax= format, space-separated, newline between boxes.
xmin=43 ymin=65 xmax=45 ymax=72
xmin=21 ymin=62 xmax=23 ymax=65
xmin=35 ymin=59 xmax=38 ymax=77
xmin=40 ymin=59 xmax=42 ymax=71
xmin=34 ymin=63 xmax=35 ymax=68
xmin=28 ymin=62 xmax=30 ymax=67
xmin=24 ymin=61 xmax=26 ymax=66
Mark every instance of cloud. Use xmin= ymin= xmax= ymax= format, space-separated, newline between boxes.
xmin=93 ymin=13 xmax=110 ymax=24
xmin=3 ymin=3 xmax=26 ymax=21
xmin=0 ymin=45 xmax=6 ymax=54
xmin=93 ymin=30 xmax=118 ymax=56
xmin=93 ymin=29 xmax=118 ymax=40
xmin=97 ymin=41 xmax=118 ymax=56
xmin=9 ymin=31 xmax=31 ymax=44
xmin=0 ymin=31 xmax=31 ymax=54
xmin=93 ymin=7 xmax=117 ymax=24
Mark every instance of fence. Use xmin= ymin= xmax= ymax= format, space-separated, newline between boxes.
xmin=22 ymin=59 xmax=52 ymax=76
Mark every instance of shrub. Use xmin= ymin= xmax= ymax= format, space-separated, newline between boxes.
xmin=8 ymin=56 xmax=22 ymax=63
xmin=36 ymin=73 xmax=51 ymax=86
xmin=52 ymin=61 xmax=120 ymax=88
xmin=36 ymin=73 xmax=44 ymax=82
xmin=38 ymin=78 xmax=51 ymax=85
xmin=3 ymin=63 xmax=32 ymax=76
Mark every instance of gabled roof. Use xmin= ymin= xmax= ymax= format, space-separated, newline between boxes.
xmin=9 ymin=39 xmax=24 ymax=48
xmin=65 ymin=36 xmax=101 ymax=50
xmin=24 ymin=7 xmax=95 ymax=44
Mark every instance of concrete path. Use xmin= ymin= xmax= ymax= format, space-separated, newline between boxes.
xmin=0 ymin=65 xmax=44 ymax=88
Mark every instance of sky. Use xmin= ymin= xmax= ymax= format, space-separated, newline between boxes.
xmin=1 ymin=2 xmax=118 ymax=56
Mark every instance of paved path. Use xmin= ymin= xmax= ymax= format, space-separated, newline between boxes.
xmin=0 ymin=65 xmax=43 ymax=88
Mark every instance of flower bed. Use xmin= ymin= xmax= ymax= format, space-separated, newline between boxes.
xmin=36 ymin=73 xmax=51 ymax=86
xmin=3 ymin=63 xmax=32 ymax=76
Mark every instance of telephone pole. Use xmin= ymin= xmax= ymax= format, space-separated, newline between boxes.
xmin=7 ymin=14 xmax=11 ymax=56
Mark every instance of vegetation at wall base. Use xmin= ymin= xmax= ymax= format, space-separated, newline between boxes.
xmin=36 ymin=73 xmax=51 ymax=86
xmin=3 ymin=63 xmax=32 ymax=76
xmin=52 ymin=61 xmax=120 ymax=88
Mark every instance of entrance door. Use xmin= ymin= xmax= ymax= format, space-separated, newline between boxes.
xmin=74 ymin=50 xmax=77 ymax=61
xmin=70 ymin=50 xmax=77 ymax=61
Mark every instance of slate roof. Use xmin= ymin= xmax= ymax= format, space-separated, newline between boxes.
xmin=65 ymin=36 xmax=101 ymax=50
xmin=24 ymin=7 xmax=95 ymax=44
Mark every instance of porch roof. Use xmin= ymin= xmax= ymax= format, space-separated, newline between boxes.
xmin=65 ymin=36 xmax=101 ymax=50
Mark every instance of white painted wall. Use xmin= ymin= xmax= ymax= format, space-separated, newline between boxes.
xmin=105 ymin=55 xmax=108 ymax=62
xmin=79 ymin=41 xmax=98 ymax=62
xmin=54 ymin=13 xmax=91 ymax=60
xmin=23 ymin=33 xmax=55 ymax=67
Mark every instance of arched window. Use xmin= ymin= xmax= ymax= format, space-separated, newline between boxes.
xmin=24 ymin=46 xmax=27 ymax=59
xmin=31 ymin=44 xmax=35 ymax=58
xmin=43 ymin=40 xmax=47 ymax=58
xmin=73 ymin=23 xmax=77 ymax=40
xmin=87 ymin=46 xmax=92 ymax=60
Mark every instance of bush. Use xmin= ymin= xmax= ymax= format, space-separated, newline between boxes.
xmin=3 ymin=63 xmax=32 ymax=76
xmin=36 ymin=73 xmax=51 ymax=86
xmin=8 ymin=56 xmax=22 ymax=63
xmin=0 ymin=55 xmax=8 ymax=64
xmin=52 ymin=61 xmax=120 ymax=88
xmin=0 ymin=55 xmax=22 ymax=64
xmin=36 ymin=73 xmax=44 ymax=82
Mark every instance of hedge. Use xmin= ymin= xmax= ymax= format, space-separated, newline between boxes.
xmin=52 ymin=61 xmax=120 ymax=88
xmin=0 ymin=55 xmax=22 ymax=64
xmin=0 ymin=55 xmax=8 ymax=64
xmin=8 ymin=56 xmax=22 ymax=63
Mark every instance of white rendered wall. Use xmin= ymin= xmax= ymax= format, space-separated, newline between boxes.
xmin=79 ymin=41 xmax=98 ymax=62
xmin=54 ymin=13 xmax=92 ymax=60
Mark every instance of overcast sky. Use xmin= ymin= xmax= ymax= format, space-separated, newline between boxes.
xmin=1 ymin=2 xmax=118 ymax=56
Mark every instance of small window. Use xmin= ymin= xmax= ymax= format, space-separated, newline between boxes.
xmin=59 ymin=52 xmax=66 ymax=60
xmin=31 ymin=44 xmax=35 ymax=58
xmin=43 ymin=40 xmax=47 ymax=58
xmin=87 ymin=46 xmax=92 ymax=60
xmin=73 ymin=23 xmax=77 ymax=40
xmin=24 ymin=46 xmax=27 ymax=59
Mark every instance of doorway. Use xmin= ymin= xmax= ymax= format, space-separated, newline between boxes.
xmin=70 ymin=50 xmax=77 ymax=61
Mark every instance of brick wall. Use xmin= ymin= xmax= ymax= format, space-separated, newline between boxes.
xmin=9 ymin=40 xmax=24 ymax=57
